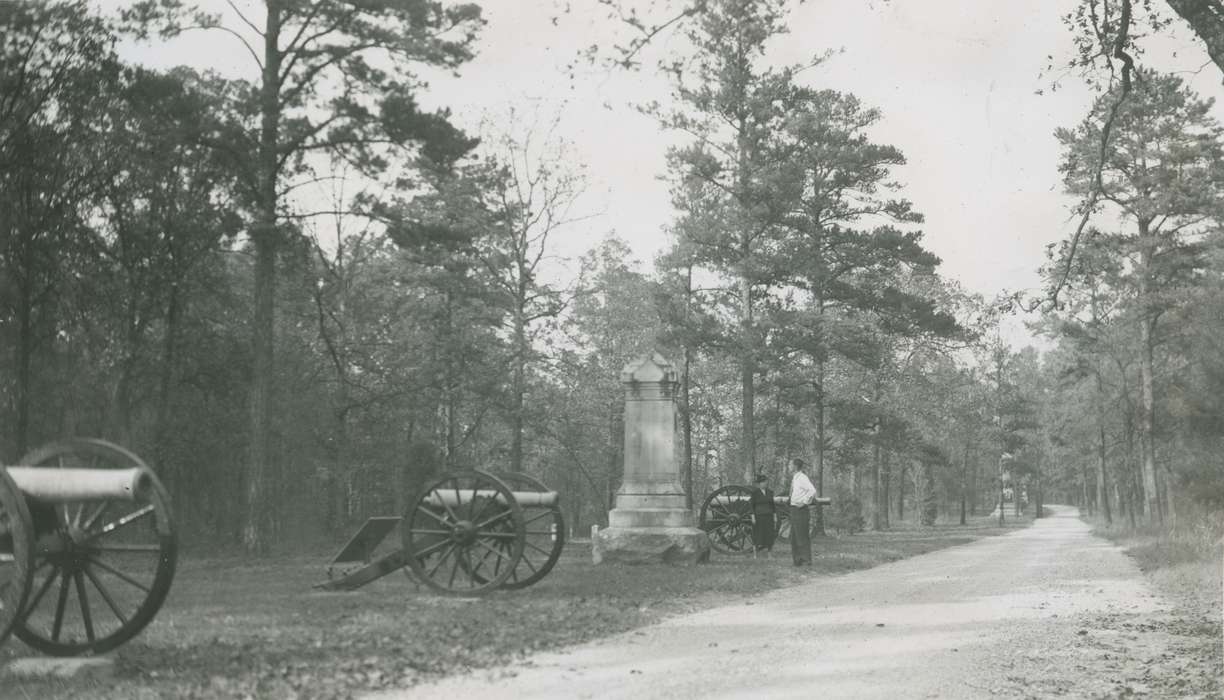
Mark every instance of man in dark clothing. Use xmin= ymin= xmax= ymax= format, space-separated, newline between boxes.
xmin=748 ymin=473 xmax=776 ymax=553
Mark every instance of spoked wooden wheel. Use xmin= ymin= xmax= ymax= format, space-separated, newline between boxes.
xmin=0 ymin=468 xmax=33 ymax=647
xmin=403 ymin=471 xmax=525 ymax=596
xmin=699 ymin=485 xmax=756 ymax=555
xmin=490 ymin=473 xmax=564 ymax=590
xmin=15 ymin=439 xmax=177 ymax=656
xmin=774 ymin=507 xmax=791 ymax=544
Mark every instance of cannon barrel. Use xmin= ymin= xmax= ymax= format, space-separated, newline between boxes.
xmin=774 ymin=495 xmax=832 ymax=506
xmin=707 ymin=492 xmax=830 ymax=506
xmin=422 ymin=489 xmax=559 ymax=509
xmin=6 ymin=466 xmax=151 ymax=502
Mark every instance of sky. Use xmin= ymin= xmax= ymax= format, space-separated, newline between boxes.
xmin=114 ymin=0 xmax=1224 ymax=348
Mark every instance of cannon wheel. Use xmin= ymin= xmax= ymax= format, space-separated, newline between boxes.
xmin=699 ymin=485 xmax=756 ymax=555
xmin=774 ymin=506 xmax=791 ymax=544
xmin=0 ymin=467 xmax=33 ymax=647
xmin=14 ymin=439 xmax=177 ymax=656
xmin=489 ymin=473 xmax=564 ymax=589
xmin=403 ymin=470 xmax=525 ymax=596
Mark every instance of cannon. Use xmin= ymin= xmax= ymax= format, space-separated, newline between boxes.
xmin=317 ymin=470 xmax=564 ymax=596
xmin=699 ymin=484 xmax=830 ymax=555
xmin=0 ymin=439 xmax=177 ymax=656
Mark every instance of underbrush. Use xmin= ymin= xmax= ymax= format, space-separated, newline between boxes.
xmin=1089 ymin=507 xmax=1224 ymax=573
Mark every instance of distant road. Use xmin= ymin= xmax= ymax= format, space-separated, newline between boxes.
xmin=368 ymin=506 xmax=1174 ymax=699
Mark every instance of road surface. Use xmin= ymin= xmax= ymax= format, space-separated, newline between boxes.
xmin=368 ymin=506 xmax=1182 ymax=699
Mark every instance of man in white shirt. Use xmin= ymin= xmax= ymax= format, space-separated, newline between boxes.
xmin=788 ymin=457 xmax=817 ymax=566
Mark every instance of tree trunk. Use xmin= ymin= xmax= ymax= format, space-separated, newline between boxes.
xmin=685 ymin=350 xmax=695 ymax=509
xmin=682 ymin=266 xmax=694 ymax=509
xmin=606 ymin=401 xmax=620 ymax=511
xmin=15 ymin=280 xmax=33 ymax=459
xmin=871 ymin=419 xmax=883 ymax=530
xmin=994 ymin=349 xmax=1006 ymax=527
xmin=998 ymin=461 xmax=1006 ymax=527
xmin=682 ymin=346 xmax=694 ymax=509
xmin=1124 ymin=405 xmax=1141 ymax=529
xmin=969 ymin=452 xmax=978 ymax=516
xmin=394 ymin=421 xmax=415 ymax=517
xmin=246 ymin=234 xmax=276 ymax=553
xmin=897 ymin=461 xmax=906 ymax=522
xmin=880 ymin=449 xmax=891 ymax=529
xmin=244 ymin=1 xmax=283 ymax=554
xmin=1095 ymin=372 xmax=1113 ymax=525
xmin=1136 ymin=229 xmax=1162 ymax=524
xmin=734 ymin=95 xmax=757 ymax=484
xmin=510 ymin=307 xmax=527 ymax=473
xmin=959 ymin=441 xmax=970 ymax=526
xmin=113 ymin=312 xmax=141 ymax=447
xmin=739 ymin=273 xmax=756 ymax=482
xmin=920 ymin=459 xmax=937 ymax=526
xmin=154 ymin=281 xmax=181 ymax=506
xmin=812 ymin=360 xmax=826 ymax=536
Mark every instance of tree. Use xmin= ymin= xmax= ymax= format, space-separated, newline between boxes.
xmin=661 ymin=0 xmax=811 ymax=480
xmin=93 ymin=67 xmax=242 ymax=456
xmin=0 ymin=1 xmax=122 ymax=458
xmin=773 ymin=88 xmax=959 ymax=530
xmin=476 ymin=117 xmax=584 ymax=474
xmin=1062 ymin=0 xmax=1224 ymax=84
xmin=1056 ymin=71 xmax=1224 ymax=524
xmin=1036 ymin=233 xmax=1130 ymax=525
xmin=126 ymin=0 xmax=485 ymax=551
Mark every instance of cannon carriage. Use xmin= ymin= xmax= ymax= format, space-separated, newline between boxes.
xmin=698 ymin=484 xmax=830 ymax=555
xmin=0 ymin=439 xmax=177 ymax=656
xmin=318 ymin=470 xmax=564 ymax=596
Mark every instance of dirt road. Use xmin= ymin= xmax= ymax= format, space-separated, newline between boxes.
xmin=368 ymin=506 xmax=1193 ymax=699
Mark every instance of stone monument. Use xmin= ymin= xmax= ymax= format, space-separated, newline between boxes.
xmin=593 ymin=352 xmax=711 ymax=565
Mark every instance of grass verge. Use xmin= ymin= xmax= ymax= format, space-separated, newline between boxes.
xmin=1089 ymin=515 xmax=1223 ymax=698
xmin=1 ymin=515 xmax=1030 ymax=700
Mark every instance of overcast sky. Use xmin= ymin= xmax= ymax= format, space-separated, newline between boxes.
xmin=428 ymin=0 xmax=1223 ymax=346
xmin=117 ymin=0 xmax=1224 ymax=347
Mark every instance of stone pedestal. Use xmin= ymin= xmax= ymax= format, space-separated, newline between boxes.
xmin=594 ymin=353 xmax=710 ymax=565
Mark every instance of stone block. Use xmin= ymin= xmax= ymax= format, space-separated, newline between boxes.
xmin=612 ymin=493 xmax=689 ymax=509
xmin=593 ymin=526 xmax=711 ymax=565
xmin=5 ymin=656 xmax=116 ymax=681
xmin=607 ymin=507 xmax=696 ymax=529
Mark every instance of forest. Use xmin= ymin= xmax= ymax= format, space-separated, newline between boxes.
xmin=2 ymin=0 xmax=1222 ymax=555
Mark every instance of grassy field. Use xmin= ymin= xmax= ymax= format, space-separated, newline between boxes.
xmin=1 ymin=515 xmax=1030 ymax=700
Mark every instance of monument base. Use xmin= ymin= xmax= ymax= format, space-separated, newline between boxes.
xmin=593 ymin=525 xmax=711 ymax=565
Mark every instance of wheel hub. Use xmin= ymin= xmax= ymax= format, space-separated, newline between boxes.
xmin=451 ymin=520 xmax=478 ymax=546
xmin=38 ymin=528 xmax=95 ymax=572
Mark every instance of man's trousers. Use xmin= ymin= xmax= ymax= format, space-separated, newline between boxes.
xmin=789 ymin=505 xmax=811 ymax=565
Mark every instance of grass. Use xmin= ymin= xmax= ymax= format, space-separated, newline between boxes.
xmin=1088 ymin=511 xmax=1224 ymax=698
xmin=1 ymin=514 xmax=1030 ymax=700
xmin=1089 ymin=511 xmax=1223 ymax=605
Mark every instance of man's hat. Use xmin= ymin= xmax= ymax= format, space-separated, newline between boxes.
xmin=753 ymin=473 xmax=768 ymax=483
